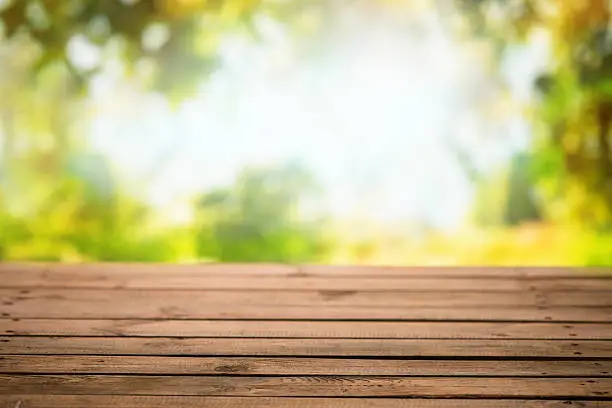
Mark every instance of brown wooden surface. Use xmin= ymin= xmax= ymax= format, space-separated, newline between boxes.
xmin=0 ymin=264 xmax=611 ymax=407
xmin=2 ymin=356 xmax=610 ymax=376
xmin=4 ymin=319 xmax=612 ymax=339
xmin=3 ymin=336 xmax=612 ymax=357
xmin=2 ymin=375 xmax=612 ymax=397
xmin=3 ymin=289 xmax=612 ymax=321
xmin=2 ymin=396 xmax=611 ymax=408
xmin=3 ymin=288 xmax=611 ymax=308
xmin=3 ymin=270 xmax=612 ymax=290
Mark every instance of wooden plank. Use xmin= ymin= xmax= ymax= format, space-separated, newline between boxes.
xmin=0 ymin=289 xmax=544 ymax=308
xmin=2 ymin=356 xmax=610 ymax=376
xmin=3 ymin=319 xmax=612 ymax=340
xmin=3 ymin=289 xmax=611 ymax=323
xmin=0 ymin=263 xmax=296 ymax=278
xmin=3 ymin=289 xmax=611 ymax=309
xmin=2 ymin=304 xmax=611 ymax=322
xmin=3 ymin=263 xmax=611 ymax=278
xmin=1 ymin=375 xmax=611 ymax=398
xmin=2 ymin=269 xmax=612 ymax=290
xmin=301 ymin=265 xmax=612 ymax=279
xmin=2 ymin=396 xmax=611 ymax=408
xmin=3 ymin=275 xmax=612 ymax=291
xmin=1 ymin=337 xmax=611 ymax=357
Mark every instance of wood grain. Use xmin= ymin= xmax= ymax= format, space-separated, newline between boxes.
xmin=3 ymin=288 xmax=611 ymax=309
xmin=2 ymin=319 xmax=611 ymax=339
xmin=1 ymin=396 xmax=610 ymax=408
xmin=1 ymin=375 xmax=611 ymax=398
xmin=2 ymin=304 xmax=611 ymax=321
xmin=2 ymin=267 xmax=612 ymax=290
xmin=1 ymin=337 xmax=611 ymax=357
xmin=300 ymin=265 xmax=612 ymax=279
xmin=2 ymin=356 xmax=610 ymax=376
xmin=2 ymin=264 xmax=611 ymax=404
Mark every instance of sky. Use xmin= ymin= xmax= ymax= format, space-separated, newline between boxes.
xmin=84 ymin=2 xmax=550 ymax=231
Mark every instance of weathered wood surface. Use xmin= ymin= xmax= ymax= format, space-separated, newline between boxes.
xmin=3 ymin=272 xmax=612 ymax=290
xmin=1 ymin=396 xmax=611 ymax=408
xmin=4 ymin=319 xmax=612 ymax=339
xmin=2 ymin=356 xmax=610 ymax=376
xmin=1 ymin=264 xmax=611 ymax=407
xmin=3 ymin=287 xmax=612 ymax=307
xmin=2 ymin=375 xmax=612 ymax=397
xmin=3 ymin=336 xmax=612 ymax=357
xmin=3 ymin=289 xmax=612 ymax=322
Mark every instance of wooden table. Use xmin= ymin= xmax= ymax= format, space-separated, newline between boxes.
xmin=1 ymin=264 xmax=611 ymax=407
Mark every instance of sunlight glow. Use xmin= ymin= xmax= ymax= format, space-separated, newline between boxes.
xmin=86 ymin=2 xmax=543 ymax=231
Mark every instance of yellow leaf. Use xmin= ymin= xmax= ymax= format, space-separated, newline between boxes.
xmin=156 ymin=0 xmax=208 ymax=19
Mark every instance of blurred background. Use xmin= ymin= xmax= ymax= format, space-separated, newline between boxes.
xmin=0 ymin=0 xmax=611 ymax=266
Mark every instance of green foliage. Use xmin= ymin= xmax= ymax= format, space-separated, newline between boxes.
xmin=471 ymin=166 xmax=508 ymax=227
xmin=0 ymin=153 xmax=185 ymax=262
xmin=0 ymin=0 xmax=333 ymax=263
xmin=471 ymin=154 xmax=541 ymax=227
xmin=0 ymin=0 xmax=328 ymax=101
xmin=1 ymin=0 xmax=611 ymax=265
xmin=0 ymin=0 xmax=225 ymax=97
xmin=1 ymin=158 xmax=331 ymax=263
xmin=504 ymin=154 xmax=541 ymax=225
xmin=195 ymin=162 xmax=330 ymax=263
xmin=455 ymin=0 xmax=612 ymax=229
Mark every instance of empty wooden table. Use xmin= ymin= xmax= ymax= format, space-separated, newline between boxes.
xmin=1 ymin=264 xmax=611 ymax=407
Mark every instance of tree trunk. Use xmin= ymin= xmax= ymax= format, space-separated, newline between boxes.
xmin=596 ymin=102 xmax=612 ymax=225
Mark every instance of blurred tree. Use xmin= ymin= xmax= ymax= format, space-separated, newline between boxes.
xmin=471 ymin=153 xmax=541 ymax=227
xmin=0 ymin=0 xmax=330 ymax=101
xmin=470 ymin=167 xmax=508 ymax=227
xmin=0 ymin=0 xmax=338 ymax=262
xmin=504 ymin=153 xmax=541 ymax=225
xmin=195 ymin=162 xmax=330 ymax=262
xmin=0 ymin=38 xmax=189 ymax=262
xmin=454 ymin=0 xmax=612 ymax=228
